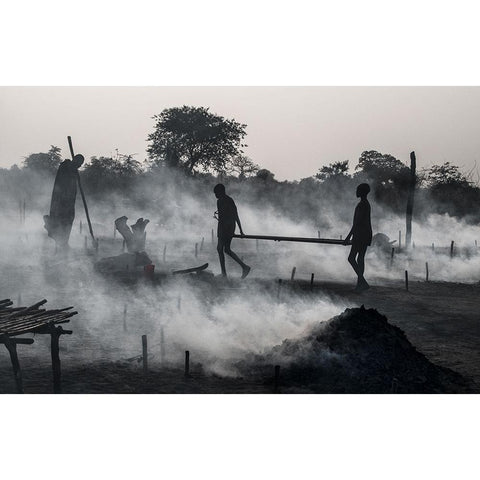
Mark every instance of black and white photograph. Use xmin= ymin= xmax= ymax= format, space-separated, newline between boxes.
xmin=1 ymin=2 xmax=479 ymax=479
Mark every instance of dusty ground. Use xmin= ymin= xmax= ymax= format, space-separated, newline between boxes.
xmin=1 ymin=274 xmax=479 ymax=394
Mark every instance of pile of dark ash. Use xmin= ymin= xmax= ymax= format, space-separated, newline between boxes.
xmin=239 ymin=306 xmax=472 ymax=393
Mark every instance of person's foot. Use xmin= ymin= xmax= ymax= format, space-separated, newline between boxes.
xmin=354 ymin=279 xmax=370 ymax=292
xmin=241 ymin=265 xmax=251 ymax=279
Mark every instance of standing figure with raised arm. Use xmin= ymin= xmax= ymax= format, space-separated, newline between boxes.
xmin=344 ymin=183 xmax=372 ymax=292
xmin=214 ymin=183 xmax=251 ymax=279
xmin=44 ymin=154 xmax=85 ymax=249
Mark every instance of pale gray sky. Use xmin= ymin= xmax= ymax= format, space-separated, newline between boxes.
xmin=1 ymin=86 xmax=480 ymax=181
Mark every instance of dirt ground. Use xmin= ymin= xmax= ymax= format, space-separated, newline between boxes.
xmin=1 ymin=274 xmax=479 ymax=394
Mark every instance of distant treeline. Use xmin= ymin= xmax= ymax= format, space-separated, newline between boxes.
xmin=1 ymin=105 xmax=480 ymax=226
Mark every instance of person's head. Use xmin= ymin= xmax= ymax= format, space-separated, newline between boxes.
xmin=72 ymin=154 xmax=85 ymax=169
xmin=356 ymin=183 xmax=370 ymax=198
xmin=214 ymin=183 xmax=226 ymax=199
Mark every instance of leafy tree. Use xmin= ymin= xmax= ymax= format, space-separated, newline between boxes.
xmin=355 ymin=150 xmax=409 ymax=186
xmin=354 ymin=150 xmax=410 ymax=212
xmin=426 ymin=162 xmax=470 ymax=187
xmin=255 ymin=168 xmax=276 ymax=183
xmin=229 ymin=155 xmax=260 ymax=179
xmin=147 ymin=106 xmax=247 ymax=175
xmin=23 ymin=145 xmax=62 ymax=175
xmin=82 ymin=153 xmax=143 ymax=193
xmin=315 ymin=160 xmax=350 ymax=181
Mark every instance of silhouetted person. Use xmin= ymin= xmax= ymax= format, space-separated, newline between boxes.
xmin=214 ymin=183 xmax=251 ymax=278
xmin=344 ymin=183 xmax=372 ymax=292
xmin=44 ymin=154 xmax=84 ymax=248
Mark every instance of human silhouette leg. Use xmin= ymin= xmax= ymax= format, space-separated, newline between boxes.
xmin=348 ymin=244 xmax=369 ymax=290
xmin=217 ymin=239 xmax=227 ymax=276
xmin=224 ymin=238 xmax=251 ymax=279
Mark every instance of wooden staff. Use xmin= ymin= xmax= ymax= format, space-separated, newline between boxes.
xmin=68 ymin=136 xmax=96 ymax=246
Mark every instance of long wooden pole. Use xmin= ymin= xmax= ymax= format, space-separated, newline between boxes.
xmin=233 ymin=234 xmax=346 ymax=245
xmin=68 ymin=136 xmax=95 ymax=244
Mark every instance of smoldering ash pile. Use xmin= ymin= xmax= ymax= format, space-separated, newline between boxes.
xmin=240 ymin=306 xmax=471 ymax=393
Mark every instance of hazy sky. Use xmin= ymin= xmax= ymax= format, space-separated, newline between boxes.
xmin=1 ymin=86 xmax=480 ymax=181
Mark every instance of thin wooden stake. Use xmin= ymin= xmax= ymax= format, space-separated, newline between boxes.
xmin=142 ymin=335 xmax=148 ymax=374
xmin=390 ymin=247 xmax=395 ymax=268
xmin=317 ymin=230 xmax=321 ymax=239
xmin=160 ymin=327 xmax=165 ymax=364
xmin=274 ymin=365 xmax=280 ymax=393
xmin=291 ymin=266 xmax=296 ymax=281
xmin=185 ymin=350 xmax=190 ymax=377
xmin=425 ymin=262 xmax=429 ymax=282
xmin=405 ymin=270 xmax=409 ymax=292
xmin=310 ymin=273 xmax=315 ymax=291
xmin=398 ymin=230 xmax=402 ymax=251
xmin=432 ymin=242 xmax=435 ymax=252
xmin=163 ymin=244 xmax=167 ymax=263
xmin=450 ymin=240 xmax=454 ymax=258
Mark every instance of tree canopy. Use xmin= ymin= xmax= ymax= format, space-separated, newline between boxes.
xmin=23 ymin=145 xmax=62 ymax=175
xmin=147 ymin=106 xmax=247 ymax=175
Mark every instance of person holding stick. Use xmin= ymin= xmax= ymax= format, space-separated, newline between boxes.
xmin=213 ymin=183 xmax=251 ymax=278
xmin=44 ymin=154 xmax=85 ymax=248
xmin=344 ymin=183 xmax=372 ymax=292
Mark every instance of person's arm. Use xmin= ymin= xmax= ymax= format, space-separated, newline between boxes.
xmin=233 ymin=201 xmax=245 ymax=235
xmin=344 ymin=227 xmax=353 ymax=245
xmin=344 ymin=204 xmax=360 ymax=245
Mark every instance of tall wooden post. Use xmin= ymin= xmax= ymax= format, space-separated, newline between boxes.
xmin=50 ymin=327 xmax=62 ymax=393
xmin=406 ymin=151 xmax=416 ymax=249
xmin=3 ymin=336 xmax=24 ymax=393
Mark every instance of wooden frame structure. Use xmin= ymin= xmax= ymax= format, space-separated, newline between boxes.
xmin=0 ymin=298 xmax=77 ymax=393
